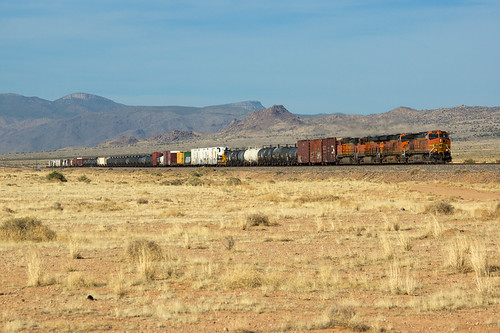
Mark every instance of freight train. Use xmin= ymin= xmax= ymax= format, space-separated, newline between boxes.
xmin=48 ymin=130 xmax=451 ymax=167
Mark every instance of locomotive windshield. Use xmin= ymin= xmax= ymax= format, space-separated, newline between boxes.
xmin=441 ymin=133 xmax=449 ymax=139
xmin=428 ymin=134 xmax=439 ymax=140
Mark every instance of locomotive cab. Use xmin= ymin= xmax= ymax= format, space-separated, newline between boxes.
xmin=427 ymin=130 xmax=452 ymax=163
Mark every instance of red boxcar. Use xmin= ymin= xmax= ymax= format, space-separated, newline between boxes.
xmin=321 ymin=138 xmax=336 ymax=163
xmin=297 ymin=140 xmax=310 ymax=164
xmin=152 ymin=152 xmax=162 ymax=166
xmin=169 ymin=152 xmax=178 ymax=166
xmin=163 ymin=151 xmax=178 ymax=166
xmin=309 ymin=139 xmax=322 ymax=164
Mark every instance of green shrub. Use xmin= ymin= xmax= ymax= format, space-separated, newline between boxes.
xmin=0 ymin=217 xmax=57 ymax=242
xmin=47 ymin=171 xmax=67 ymax=182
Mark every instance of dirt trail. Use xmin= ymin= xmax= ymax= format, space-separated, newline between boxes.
xmin=410 ymin=183 xmax=500 ymax=201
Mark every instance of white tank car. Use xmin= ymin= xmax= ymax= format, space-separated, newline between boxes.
xmin=244 ymin=148 xmax=260 ymax=165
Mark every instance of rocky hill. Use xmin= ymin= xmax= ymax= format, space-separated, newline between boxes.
xmin=97 ymin=136 xmax=139 ymax=148
xmin=216 ymin=105 xmax=499 ymax=144
xmin=144 ymin=130 xmax=201 ymax=143
xmin=220 ymin=105 xmax=302 ymax=133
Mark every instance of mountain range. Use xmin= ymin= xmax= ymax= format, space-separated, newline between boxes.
xmin=0 ymin=93 xmax=263 ymax=153
xmin=0 ymin=92 xmax=499 ymax=154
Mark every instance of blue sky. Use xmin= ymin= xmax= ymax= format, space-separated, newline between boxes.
xmin=1 ymin=0 xmax=499 ymax=115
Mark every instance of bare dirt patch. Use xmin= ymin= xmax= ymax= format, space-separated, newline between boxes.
xmin=411 ymin=183 xmax=500 ymax=201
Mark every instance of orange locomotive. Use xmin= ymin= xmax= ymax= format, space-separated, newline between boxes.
xmin=334 ymin=130 xmax=451 ymax=164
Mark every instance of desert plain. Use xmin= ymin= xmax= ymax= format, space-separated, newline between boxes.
xmin=0 ymin=165 xmax=499 ymax=332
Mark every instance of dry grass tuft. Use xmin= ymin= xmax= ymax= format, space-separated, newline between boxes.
xmin=295 ymin=194 xmax=340 ymax=204
xmin=3 ymin=207 xmax=15 ymax=214
xmin=226 ymin=177 xmax=242 ymax=186
xmin=382 ymin=213 xmax=400 ymax=231
xmin=187 ymin=177 xmax=205 ymax=186
xmin=111 ymin=269 xmax=127 ymax=298
xmin=68 ymin=238 xmax=83 ymax=259
xmin=222 ymin=235 xmax=235 ymax=250
xmin=125 ymin=239 xmax=164 ymax=262
xmin=379 ymin=233 xmax=394 ymax=260
xmin=316 ymin=304 xmax=370 ymax=332
xmin=183 ymin=233 xmax=191 ymax=249
xmin=0 ymin=217 xmax=56 ymax=242
xmin=77 ymin=175 xmax=91 ymax=183
xmin=125 ymin=239 xmax=164 ymax=281
xmin=66 ymin=272 xmax=99 ymax=289
xmin=52 ymin=202 xmax=63 ymax=211
xmin=429 ymin=216 xmax=444 ymax=238
xmin=425 ymin=201 xmax=455 ymax=215
xmin=397 ymin=232 xmax=413 ymax=251
xmin=166 ymin=208 xmax=185 ymax=217
xmin=475 ymin=202 xmax=500 ymax=220
xmin=470 ymin=241 xmax=489 ymax=277
xmin=409 ymin=168 xmax=421 ymax=175
xmin=387 ymin=261 xmax=417 ymax=295
xmin=26 ymin=248 xmax=43 ymax=287
xmin=242 ymin=213 xmax=271 ymax=229
xmin=137 ymin=247 xmax=158 ymax=281
xmin=388 ymin=261 xmax=402 ymax=295
xmin=408 ymin=288 xmax=485 ymax=312
xmin=446 ymin=238 xmax=471 ymax=273
xmin=221 ymin=265 xmax=264 ymax=289
xmin=161 ymin=178 xmax=185 ymax=186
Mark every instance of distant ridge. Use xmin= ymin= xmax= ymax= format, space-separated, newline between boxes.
xmin=220 ymin=101 xmax=265 ymax=111
xmin=220 ymin=105 xmax=302 ymax=134
xmin=98 ymin=136 xmax=139 ymax=148
xmin=145 ymin=130 xmax=201 ymax=143
xmin=0 ymin=93 xmax=260 ymax=153
xmin=57 ymin=93 xmax=114 ymax=102
xmin=1 ymin=92 xmax=499 ymax=154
